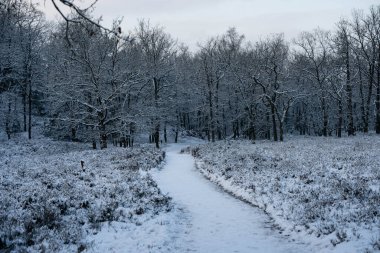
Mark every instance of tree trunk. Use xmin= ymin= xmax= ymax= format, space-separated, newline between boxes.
xmin=6 ymin=102 xmax=11 ymax=140
xmin=99 ymin=124 xmax=107 ymax=149
xmin=337 ymin=99 xmax=343 ymax=138
xmin=100 ymin=134 xmax=107 ymax=149
xmin=153 ymin=77 xmax=160 ymax=148
xmin=71 ymin=127 xmax=76 ymax=141
xmin=279 ymin=120 xmax=284 ymax=142
xmin=164 ymin=123 xmax=167 ymax=143
xmin=186 ymin=113 xmax=190 ymax=130
xmin=155 ymin=123 xmax=160 ymax=148
xmin=223 ymin=108 xmax=227 ymax=139
xmin=215 ymin=84 xmax=221 ymax=140
xmin=275 ymin=109 xmax=286 ymax=142
xmin=28 ymin=80 xmax=32 ymax=140
xmin=321 ymin=97 xmax=328 ymax=137
xmin=23 ymin=93 xmax=27 ymax=132
xmin=376 ymin=51 xmax=380 ymax=134
xmin=248 ymin=106 xmax=256 ymax=140
xmin=208 ymin=90 xmax=215 ymax=142
xmin=236 ymin=120 xmax=240 ymax=138
xmin=181 ymin=113 xmax=185 ymax=128
xmin=251 ymin=118 xmax=256 ymax=140
xmin=175 ymin=113 xmax=179 ymax=143
xmin=376 ymin=82 xmax=380 ymax=133
xmin=266 ymin=111 xmax=271 ymax=140
xmin=364 ymin=66 xmax=374 ymax=133
xmin=271 ymin=104 xmax=278 ymax=141
xmin=346 ymin=44 xmax=354 ymax=136
xmin=233 ymin=121 xmax=238 ymax=139
xmin=358 ymin=62 xmax=366 ymax=132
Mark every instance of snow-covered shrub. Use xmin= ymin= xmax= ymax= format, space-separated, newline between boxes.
xmin=192 ymin=135 xmax=380 ymax=251
xmin=0 ymin=137 xmax=169 ymax=252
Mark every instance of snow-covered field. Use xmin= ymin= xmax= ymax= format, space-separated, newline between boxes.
xmin=2 ymin=131 xmax=379 ymax=252
xmin=191 ymin=135 xmax=380 ymax=252
xmin=0 ymin=133 xmax=183 ymax=252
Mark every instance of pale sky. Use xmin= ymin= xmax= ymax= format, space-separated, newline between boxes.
xmin=39 ymin=0 xmax=379 ymax=51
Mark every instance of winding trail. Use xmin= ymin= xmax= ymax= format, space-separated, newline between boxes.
xmin=152 ymin=141 xmax=308 ymax=253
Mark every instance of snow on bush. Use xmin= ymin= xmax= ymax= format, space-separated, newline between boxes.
xmin=0 ymin=136 xmax=169 ymax=252
xmin=192 ymin=135 xmax=380 ymax=252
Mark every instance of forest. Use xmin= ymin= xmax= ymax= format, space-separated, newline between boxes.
xmin=1 ymin=0 xmax=380 ymax=148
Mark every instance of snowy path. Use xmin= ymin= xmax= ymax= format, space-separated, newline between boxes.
xmin=153 ymin=142 xmax=308 ymax=253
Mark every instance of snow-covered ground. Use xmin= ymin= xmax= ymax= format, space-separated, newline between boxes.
xmin=0 ymin=132 xmax=182 ymax=252
xmin=191 ymin=135 xmax=380 ymax=252
xmin=152 ymin=139 xmax=310 ymax=253
xmin=3 ymin=131 xmax=379 ymax=252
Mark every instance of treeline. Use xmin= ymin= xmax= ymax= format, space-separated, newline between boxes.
xmin=1 ymin=0 xmax=380 ymax=148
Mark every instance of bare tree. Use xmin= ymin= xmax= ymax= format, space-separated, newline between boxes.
xmin=0 ymin=0 xmax=45 ymax=139
xmin=336 ymin=20 xmax=355 ymax=136
xmin=350 ymin=10 xmax=377 ymax=133
xmin=135 ymin=20 xmax=176 ymax=148
xmin=46 ymin=20 xmax=135 ymax=148
xmin=294 ymin=30 xmax=334 ymax=136
xmin=197 ymin=39 xmax=224 ymax=142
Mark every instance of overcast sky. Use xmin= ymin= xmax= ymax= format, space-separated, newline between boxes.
xmin=40 ymin=0 xmax=379 ymax=51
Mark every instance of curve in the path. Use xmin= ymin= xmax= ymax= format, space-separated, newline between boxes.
xmin=153 ymin=142 xmax=309 ymax=253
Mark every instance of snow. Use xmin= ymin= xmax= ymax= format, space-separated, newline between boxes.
xmin=3 ymin=131 xmax=379 ymax=252
xmin=190 ymin=135 xmax=380 ymax=252
xmin=85 ymin=207 xmax=189 ymax=253
xmin=152 ymin=139 xmax=310 ymax=253
xmin=0 ymin=132 xmax=175 ymax=252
